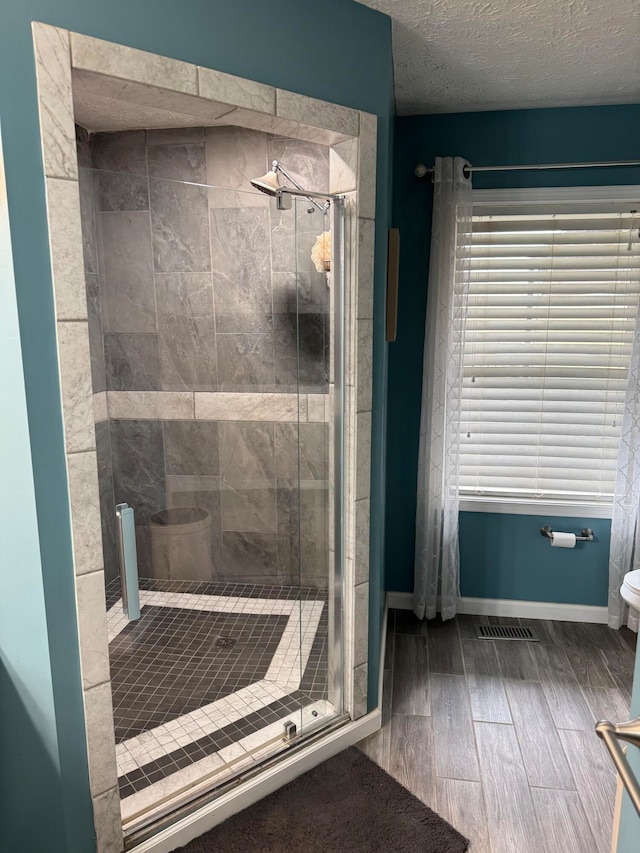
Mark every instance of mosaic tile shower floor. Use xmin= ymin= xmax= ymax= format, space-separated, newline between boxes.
xmin=105 ymin=579 xmax=331 ymax=820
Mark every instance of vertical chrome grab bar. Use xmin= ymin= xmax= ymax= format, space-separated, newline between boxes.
xmin=115 ymin=503 xmax=140 ymax=621
xmin=595 ymin=717 xmax=640 ymax=816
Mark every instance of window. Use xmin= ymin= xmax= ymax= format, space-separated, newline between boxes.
xmin=460 ymin=190 xmax=640 ymax=509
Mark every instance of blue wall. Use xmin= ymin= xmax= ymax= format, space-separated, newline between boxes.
xmin=0 ymin=125 xmax=88 ymax=852
xmin=387 ymin=104 xmax=640 ymax=600
xmin=0 ymin=3 xmax=393 ymax=850
xmin=459 ymin=514 xmax=610 ymax=605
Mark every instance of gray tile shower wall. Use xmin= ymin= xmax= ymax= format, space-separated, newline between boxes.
xmin=86 ymin=125 xmax=330 ymax=394
xmin=95 ymin=420 xmax=118 ymax=585
xmin=103 ymin=416 xmax=328 ymax=585
xmin=77 ymin=124 xmax=331 ymax=587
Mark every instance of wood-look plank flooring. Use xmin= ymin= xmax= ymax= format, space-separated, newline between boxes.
xmin=358 ymin=610 xmax=636 ymax=852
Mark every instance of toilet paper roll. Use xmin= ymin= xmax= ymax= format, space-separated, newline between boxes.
xmin=551 ymin=531 xmax=576 ymax=549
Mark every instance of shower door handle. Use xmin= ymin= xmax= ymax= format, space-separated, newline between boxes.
xmin=595 ymin=717 xmax=640 ymax=816
xmin=115 ymin=502 xmax=140 ymax=621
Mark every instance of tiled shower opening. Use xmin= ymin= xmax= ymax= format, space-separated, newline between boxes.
xmin=33 ymin=25 xmax=376 ymax=849
xmin=106 ymin=578 xmax=331 ymax=820
xmin=77 ymin=124 xmax=338 ymax=823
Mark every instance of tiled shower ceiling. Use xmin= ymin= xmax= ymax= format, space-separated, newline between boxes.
xmin=356 ymin=0 xmax=640 ymax=115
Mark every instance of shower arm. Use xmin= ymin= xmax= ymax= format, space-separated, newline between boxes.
xmin=272 ymin=161 xmax=330 ymax=214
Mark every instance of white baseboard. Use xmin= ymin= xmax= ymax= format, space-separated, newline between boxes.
xmin=386 ymin=591 xmax=414 ymax=610
xmin=387 ymin=591 xmax=608 ymax=624
xmin=131 ymin=710 xmax=381 ymax=853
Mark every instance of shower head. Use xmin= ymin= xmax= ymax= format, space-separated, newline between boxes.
xmin=250 ymin=168 xmax=281 ymax=196
xmin=250 ymin=160 xmax=330 ymax=214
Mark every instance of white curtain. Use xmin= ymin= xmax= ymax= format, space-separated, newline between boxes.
xmin=414 ymin=157 xmax=473 ymax=621
xmin=609 ymin=296 xmax=640 ymax=632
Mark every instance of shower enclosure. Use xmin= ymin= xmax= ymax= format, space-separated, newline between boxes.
xmin=32 ymin=27 xmax=377 ymax=850
xmin=76 ymin=124 xmax=344 ymax=829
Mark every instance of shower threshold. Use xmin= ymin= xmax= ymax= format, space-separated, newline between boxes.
xmin=105 ymin=579 xmax=333 ymax=832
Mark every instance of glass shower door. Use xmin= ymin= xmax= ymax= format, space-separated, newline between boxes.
xmin=82 ymin=136 xmax=345 ymax=831
xmin=289 ymin=193 xmax=344 ymax=741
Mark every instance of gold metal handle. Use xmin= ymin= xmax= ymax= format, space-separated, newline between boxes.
xmin=595 ymin=717 xmax=640 ymax=816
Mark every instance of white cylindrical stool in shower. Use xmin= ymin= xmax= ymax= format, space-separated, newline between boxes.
xmin=149 ymin=507 xmax=213 ymax=581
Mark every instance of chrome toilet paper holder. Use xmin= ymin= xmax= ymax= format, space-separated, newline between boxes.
xmin=540 ymin=526 xmax=594 ymax=542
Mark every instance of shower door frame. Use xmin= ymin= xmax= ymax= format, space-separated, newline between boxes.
xmin=32 ymin=22 xmax=377 ymax=853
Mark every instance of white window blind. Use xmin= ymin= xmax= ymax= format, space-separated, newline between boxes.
xmin=460 ymin=204 xmax=640 ymax=504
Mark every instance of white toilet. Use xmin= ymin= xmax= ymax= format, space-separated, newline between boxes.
xmin=621 ymin=569 xmax=640 ymax=613
xmin=621 ymin=569 xmax=640 ymax=631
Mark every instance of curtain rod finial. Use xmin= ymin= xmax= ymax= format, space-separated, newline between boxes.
xmin=414 ymin=163 xmax=429 ymax=178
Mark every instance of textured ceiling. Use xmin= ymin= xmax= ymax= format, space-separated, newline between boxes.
xmin=356 ymin=0 xmax=640 ymax=115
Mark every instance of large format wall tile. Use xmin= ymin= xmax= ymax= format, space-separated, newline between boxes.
xmin=33 ymin=23 xmax=77 ymax=179
xmin=205 ymin=126 xmax=268 ymax=192
xmin=220 ymin=108 xmax=349 ymax=147
xmin=357 ymin=112 xmax=377 ymax=221
xmin=218 ymin=422 xmax=276 ymax=487
xmin=76 ymin=125 xmax=92 ymax=168
xmin=84 ymin=124 xmax=337 ymax=595
xmin=276 ymin=484 xmax=328 ymax=587
xmin=57 ymin=321 xmax=95 ymax=453
xmin=83 ymin=681 xmax=119 ymax=797
xmin=269 ymin=207 xmax=295 ymax=274
xmin=93 ymin=392 xmax=108 ymax=424
xmin=164 ymin=420 xmax=219 ymax=476
xmin=86 ymin=279 xmax=106 ymax=391
xmin=155 ymin=272 xmax=217 ymax=391
xmin=95 ymin=421 xmax=118 ymax=584
xmin=210 ymin=205 xmax=271 ymax=316
xmin=272 ymin=271 xmax=328 ymax=315
xmin=215 ymin=310 xmax=273 ymax=335
xmin=106 ymin=390 xmax=194 ymax=420
xmin=109 ymin=419 xmax=165 ymax=525
xmin=275 ymin=423 xmax=328 ymax=481
xmin=267 ymin=136 xmax=330 ymax=194
xmin=45 ymin=177 xmax=87 ymax=321
xmin=274 ymin=312 xmax=328 ymax=390
xmin=78 ymin=167 xmax=98 ymax=274
xmin=195 ymin=391 xmax=305 ymax=422
xmin=150 ymin=179 xmax=211 ymax=272
xmin=95 ymin=171 xmax=149 ymax=212
xmin=198 ymin=69 xmax=275 ymax=115
xmin=91 ymin=787 xmax=123 ymax=853
xmin=276 ymin=90 xmax=359 ymax=138
xmin=357 ymin=218 xmax=375 ymax=320
xmin=221 ymin=488 xmax=277 ymax=533
xmin=67 ymin=450 xmax=103 ymax=576
xmin=221 ymin=531 xmax=279 ymax=584
xmin=146 ymin=127 xmax=205 ymax=146
xmin=76 ymin=570 xmax=110 ymax=690
xmin=147 ymin=140 xmax=206 ymax=183
xmin=70 ymin=33 xmax=198 ymax=96
xmin=356 ymin=411 xmax=372 ymax=501
xmin=356 ymin=318 xmax=373 ymax=412
xmin=330 ymin=137 xmax=357 ymax=194
xmin=91 ymin=130 xmax=148 ymax=176
xmin=98 ymin=211 xmax=156 ymax=333
xmin=104 ymin=333 xmax=160 ymax=392
xmin=217 ymin=333 xmax=275 ymax=389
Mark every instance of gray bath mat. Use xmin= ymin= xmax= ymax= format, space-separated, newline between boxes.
xmin=175 ymin=746 xmax=469 ymax=852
